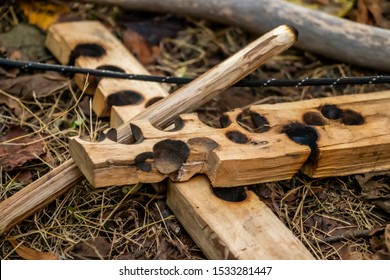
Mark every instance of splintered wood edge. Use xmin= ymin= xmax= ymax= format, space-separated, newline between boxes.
xmin=167 ymin=176 xmax=314 ymax=259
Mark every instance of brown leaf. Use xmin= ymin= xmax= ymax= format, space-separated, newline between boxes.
xmin=355 ymin=172 xmax=390 ymax=199
xmin=0 ymin=72 xmax=68 ymax=99
xmin=70 ymin=237 xmax=112 ymax=260
xmin=365 ymin=0 xmax=390 ymax=28
xmin=0 ymin=91 xmax=30 ymax=119
xmin=0 ymin=126 xmax=47 ymax=171
xmin=123 ymin=29 xmax=161 ymax=65
xmin=15 ymin=170 xmax=33 ymax=184
xmin=339 ymin=244 xmax=365 ymax=260
xmin=9 ymin=240 xmax=58 ymax=260
xmin=357 ymin=0 xmax=370 ymax=24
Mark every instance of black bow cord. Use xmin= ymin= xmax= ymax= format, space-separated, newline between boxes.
xmin=1 ymin=58 xmax=389 ymax=87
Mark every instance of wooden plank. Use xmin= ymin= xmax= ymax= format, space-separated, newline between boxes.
xmin=69 ymin=112 xmax=310 ymax=188
xmin=255 ymin=91 xmax=390 ymax=177
xmin=167 ymin=175 xmax=314 ymax=259
xmin=45 ymin=21 xmax=168 ymax=126
xmin=70 ymin=90 xmax=390 ymax=188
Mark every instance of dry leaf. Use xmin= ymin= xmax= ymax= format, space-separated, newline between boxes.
xmin=0 ymin=24 xmax=48 ymax=61
xmin=19 ymin=0 xmax=70 ymax=31
xmin=0 ymin=126 xmax=47 ymax=171
xmin=0 ymin=91 xmax=29 ymax=119
xmin=339 ymin=244 xmax=365 ymax=260
xmin=123 ymin=29 xmax=161 ymax=65
xmin=10 ymin=240 xmax=58 ymax=260
xmin=70 ymin=237 xmax=112 ymax=260
xmin=0 ymin=72 xmax=68 ymax=99
xmin=357 ymin=0 xmax=390 ymax=28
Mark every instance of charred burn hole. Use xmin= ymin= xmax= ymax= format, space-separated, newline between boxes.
xmin=134 ymin=152 xmax=153 ymax=172
xmin=212 ymin=186 xmax=247 ymax=202
xmin=226 ymin=130 xmax=249 ymax=144
xmin=105 ymin=128 xmax=118 ymax=142
xmin=68 ymin=43 xmax=106 ymax=66
xmin=128 ymin=124 xmax=144 ymax=144
xmin=89 ymin=65 xmax=126 ymax=86
xmin=107 ymin=90 xmax=144 ymax=107
xmin=320 ymin=104 xmax=342 ymax=120
xmin=187 ymin=137 xmax=219 ymax=153
xmin=145 ymin=96 xmax=164 ymax=108
xmin=303 ymin=112 xmax=326 ymax=126
xmin=161 ymin=117 xmax=184 ymax=132
xmin=153 ymin=139 xmax=190 ymax=174
xmin=237 ymin=110 xmax=270 ymax=133
xmin=219 ymin=115 xmax=231 ymax=128
xmin=97 ymin=65 xmax=126 ymax=73
xmin=342 ymin=109 xmax=365 ymax=125
xmin=282 ymin=123 xmax=318 ymax=149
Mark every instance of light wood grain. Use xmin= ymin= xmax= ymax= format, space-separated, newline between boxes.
xmin=76 ymin=0 xmax=390 ymax=72
xmin=69 ymin=112 xmax=310 ymax=188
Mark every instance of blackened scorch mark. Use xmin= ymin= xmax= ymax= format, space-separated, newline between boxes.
xmin=105 ymin=128 xmax=118 ymax=142
xmin=320 ymin=104 xmax=342 ymax=120
xmin=212 ymin=186 xmax=247 ymax=202
xmin=282 ymin=122 xmax=318 ymax=149
xmin=237 ymin=110 xmax=270 ymax=133
xmin=88 ymin=65 xmax=126 ymax=88
xmin=68 ymin=43 xmax=106 ymax=66
xmin=219 ymin=115 xmax=232 ymax=128
xmin=226 ymin=130 xmax=249 ymax=144
xmin=107 ymin=90 xmax=144 ymax=107
xmin=153 ymin=139 xmax=190 ymax=174
xmin=303 ymin=111 xmax=326 ymax=126
xmin=134 ymin=152 xmax=153 ymax=172
xmin=341 ymin=109 xmax=365 ymax=125
xmin=282 ymin=122 xmax=319 ymax=165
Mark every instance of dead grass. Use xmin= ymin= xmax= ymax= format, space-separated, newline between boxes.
xmin=0 ymin=2 xmax=389 ymax=260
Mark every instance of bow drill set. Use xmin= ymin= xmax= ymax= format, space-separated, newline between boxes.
xmin=1 ymin=21 xmax=389 ymax=259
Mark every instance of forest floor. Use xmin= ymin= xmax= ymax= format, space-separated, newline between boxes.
xmin=0 ymin=0 xmax=389 ymax=259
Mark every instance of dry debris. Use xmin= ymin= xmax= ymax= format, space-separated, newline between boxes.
xmin=0 ymin=1 xmax=389 ymax=260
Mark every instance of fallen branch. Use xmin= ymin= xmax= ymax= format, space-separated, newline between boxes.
xmin=321 ymin=227 xmax=385 ymax=243
xmin=75 ymin=0 xmax=390 ymax=72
